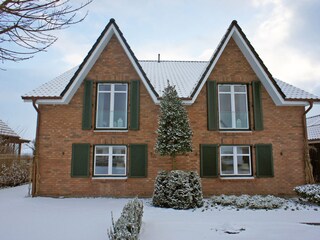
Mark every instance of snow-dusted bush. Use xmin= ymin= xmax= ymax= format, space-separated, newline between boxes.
xmin=152 ymin=170 xmax=203 ymax=209
xmin=294 ymin=184 xmax=320 ymax=205
xmin=108 ymin=198 xmax=143 ymax=240
xmin=0 ymin=162 xmax=29 ymax=187
xmin=211 ymin=194 xmax=285 ymax=209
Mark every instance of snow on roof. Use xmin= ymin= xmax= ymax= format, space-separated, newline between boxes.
xmin=0 ymin=119 xmax=19 ymax=138
xmin=139 ymin=60 xmax=208 ymax=98
xmin=275 ymin=79 xmax=320 ymax=100
xmin=23 ymin=66 xmax=79 ymax=98
xmin=307 ymin=115 xmax=320 ymax=141
xmin=23 ymin=61 xmax=319 ymax=101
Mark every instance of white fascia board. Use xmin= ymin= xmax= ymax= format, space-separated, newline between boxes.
xmin=231 ymin=28 xmax=308 ymax=106
xmin=31 ymin=26 xmax=116 ymax=105
xmin=112 ymin=30 xmax=159 ymax=104
xmin=188 ymin=28 xmax=235 ymax=105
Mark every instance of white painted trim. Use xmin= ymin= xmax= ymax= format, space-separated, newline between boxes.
xmin=220 ymin=177 xmax=254 ymax=180
xmin=92 ymin=177 xmax=128 ymax=180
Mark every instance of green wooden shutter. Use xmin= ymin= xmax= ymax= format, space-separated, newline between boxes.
xmin=130 ymin=80 xmax=140 ymax=130
xmin=207 ymin=81 xmax=218 ymax=130
xmin=71 ymin=143 xmax=90 ymax=177
xmin=252 ymin=81 xmax=263 ymax=131
xmin=255 ymin=144 xmax=273 ymax=177
xmin=200 ymin=144 xmax=218 ymax=177
xmin=129 ymin=144 xmax=147 ymax=177
xmin=82 ymin=80 xmax=93 ymax=130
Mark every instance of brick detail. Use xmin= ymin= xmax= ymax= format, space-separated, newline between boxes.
xmin=36 ymin=36 xmax=305 ymax=197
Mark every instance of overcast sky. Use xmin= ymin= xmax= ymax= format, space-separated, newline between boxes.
xmin=1 ymin=0 xmax=320 ymax=152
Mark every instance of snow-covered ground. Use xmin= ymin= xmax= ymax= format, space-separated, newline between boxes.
xmin=1 ymin=185 xmax=320 ymax=240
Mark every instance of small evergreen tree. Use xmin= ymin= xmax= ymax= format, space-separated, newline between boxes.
xmin=155 ymin=82 xmax=193 ymax=169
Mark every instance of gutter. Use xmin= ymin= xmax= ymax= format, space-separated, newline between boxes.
xmin=31 ymin=98 xmax=40 ymax=196
xmin=302 ymin=101 xmax=315 ymax=184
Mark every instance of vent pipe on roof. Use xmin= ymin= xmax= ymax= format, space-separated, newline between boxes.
xmin=158 ymin=54 xmax=160 ymax=63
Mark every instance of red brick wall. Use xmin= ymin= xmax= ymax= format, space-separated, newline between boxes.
xmin=36 ymin=36 xmax=305 ymax=197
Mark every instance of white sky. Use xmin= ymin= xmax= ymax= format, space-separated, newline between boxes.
xmin=1 ymin=0 xmax=320 ymax=148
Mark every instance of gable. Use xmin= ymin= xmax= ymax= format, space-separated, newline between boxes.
xmin=22 ymin=19 xmax=320 ymax=106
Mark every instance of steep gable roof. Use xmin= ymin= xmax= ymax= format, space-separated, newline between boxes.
xmin=22 ymin=19 xmax=320 ymax=106
xmin=22 ymin=19 xmax=159 ymax=104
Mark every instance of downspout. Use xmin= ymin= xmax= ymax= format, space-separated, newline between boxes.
xmin=303 ymin=100 xmax=315 ymax=184
xmin=32 ymin=98 xmax=40 ymax=196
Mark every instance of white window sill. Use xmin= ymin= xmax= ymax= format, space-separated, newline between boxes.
xmin=219 ymin=131 xmax=252 ymax=133
xmin=94 ymin=130 xmax=128 ymax=133
xmin=220 ymin=177 xmax=254 ymax=180
xmin=92 ymin=177 xmax=128 ymax=180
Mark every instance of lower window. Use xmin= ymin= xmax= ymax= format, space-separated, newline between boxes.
xmin=220 ymin=146 xmax=251 ymax=176
xmin=94 ymin=145 xmax=126 ymax=176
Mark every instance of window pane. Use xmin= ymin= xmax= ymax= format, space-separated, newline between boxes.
xmin=95 ymin=156 xmax=109 ymax=174
xmin=219 ymin=85 xmax=231 ymax=92
xmin=112 ymin=156 xmax=125 ymax=174
xmin=237 ymin=156 xmax=250 ymax=174
xmin=235 ymin=94 xmax=248 ymax=128
xmin=97 ymin=92 xmax=110 ymax=128
xmin=219 ymin=94 xmax=232 ymax=128
xmin=115 ymin=84 xmax=127 ymax=91
xmin=221 ymin=156 xmax=234 ymax=174
xmin=113 ymin=146 xmax=126 ymax=154
xmin=113 ymin=93 xmax=127 ymax=128
xmin=99 ymin=84 xmax=111 ymax=91
xmin=234 ymin=85 xmax=246 ymax=92
xmin=96 ymin=146 xmax=109 ymax=154
xmin=221 ymin=146 xmax=233 ymax=155
xmin=237 ymin=146 xmax=249 ymax=155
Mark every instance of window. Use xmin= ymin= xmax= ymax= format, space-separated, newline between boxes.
xmin=218 ymin=84 xmax=249 ymax=129
xmin=96 ymin=83 xmax=128 ymax=129
xmin=94 ymin=145 xmax=127 ymax=176
xmin=220 ymin=146 xmax=251 ymax=176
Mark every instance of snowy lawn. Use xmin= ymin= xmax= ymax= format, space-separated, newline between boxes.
xmin=1 ymin=185 xmax=320 ymax=240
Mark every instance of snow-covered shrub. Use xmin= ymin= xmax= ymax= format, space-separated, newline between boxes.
xmin=108 ymin=198 xmax=143 ymax=240
xmin=294 ymin=184 xmax=320 ymax=205
xmin=211 ymin=194 xmax=285 ymax=209
xmin=0 ymin=162 xmax=29 ymax=187
xmin=248 ymin=195 xmax=285 ymax=209
xmin=152 ymin=170 xmax=203 ymax=209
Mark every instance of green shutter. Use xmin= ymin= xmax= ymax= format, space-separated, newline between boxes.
xmin=71 ymin=143 xmax=90 ymax=177
xmin=82 ymin=80 xmax=93 ymax=130
xmin=255 ymin=144 xmax=273 ymax=177
xmin=200 ymin=144 xmax=218 ymax=177
xmin=252 ymin=81 xmax=263 ymax=131
xmin=207 ymin=81 xmax=218 ymax=130
xmin=129 ymin=144 xmax=147 ymax=177
xmin=130 ymin=80 xmax=140 ymax=130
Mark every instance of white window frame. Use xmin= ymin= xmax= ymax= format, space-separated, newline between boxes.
xmin=96 ymin=83 xmax=128 ymax=129
xmin=93 ymin=145 xmax=127 ymax=176
xmin=220 ymin=146 xmax=252 ymax=176
xmin=218 ymin=84 xmax=249 ymax=129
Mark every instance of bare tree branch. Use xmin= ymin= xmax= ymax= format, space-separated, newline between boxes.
xmin=0 ymin=0 xmax=92 ymax=64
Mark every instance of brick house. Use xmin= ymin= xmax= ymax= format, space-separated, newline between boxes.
xmin=23 ymin=19 xmax=320 ymax=197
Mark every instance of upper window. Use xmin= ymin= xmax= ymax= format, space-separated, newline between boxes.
xmin=94 ymin=145 xmax=127 ymax=176
xmin=218 ymin=84 xmax=249 ymax=129
xmin=220 ymin=146 xmax=251 ymax=176
xmin=96 ymin=83 xmax=128 ymax=129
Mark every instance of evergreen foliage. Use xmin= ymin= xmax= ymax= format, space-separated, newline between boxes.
xmin=294 ymin=184 xmax=320 ymax=205
xmin=155 ymin=83 xmax=193 ymax=160
xmin=108 ymin=198 xmax=143 ymax=240
xmin=152 ymin=170 xmax=203 ymax=209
